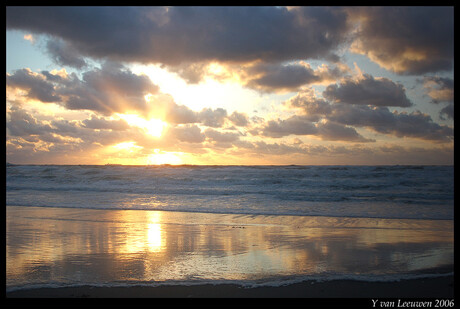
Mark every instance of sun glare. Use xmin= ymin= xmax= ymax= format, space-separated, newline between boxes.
xmin=117 ymin=113 xmax=167 ymax=138
xmin=145 ymin=118 xmax=167 ymax=137
xmin=147 ymin=149 xmax=183 ymax=165
xmin=112 ymin=141 xmax=142 ymax=151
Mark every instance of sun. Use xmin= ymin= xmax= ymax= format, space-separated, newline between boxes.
xmin=144 ymin=118 xmax=166 ymax=137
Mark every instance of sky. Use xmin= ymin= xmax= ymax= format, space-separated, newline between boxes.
xmin=6 ymin=6 xmax=454 ymax=165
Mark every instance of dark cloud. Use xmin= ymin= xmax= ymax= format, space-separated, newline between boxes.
xmin=316 ymin=121 xmax=375 ymax=142
xmin=251 ymin=140 xmax=307 ymax=156
xmin=7 ymin=106 xmax=53 ymax=137
xmin=284 ymin=88 xmax=453 ymax=143
xmin=6 ymin=6 xmax=350 ymax=66
xmin=348 ymin=6 xmax=453 ymax=74
xmin=259 ymin=114 xmax=373 ymax=142
xmin=260 ymin=115 xmax=318 ymax=138
xmin=421 ymin=76 xmax=454 ymax=104
xmin=46 ymin=39 xmax=88 ymax=69
xmin=284 ymin=88 xmax=333 ymax=121
xmin=7 ymin=68 xmax=61 ymax=102
xmin=7 ymin=6 xmax=453 ymax=77
xmin=81 ymin=115 xmax=130 ymax=131
xmin=165 ymin=62 xmax=211 ymax=84
xmin=323 ymin=74 xmax=413 ymax=107
xmin=244 ymin=62 xmax=320 ymax=92
xmin=329 ymin=105 xmax=453 ymax=142
xmin=440 ymin=104 xmax=454 ymax=120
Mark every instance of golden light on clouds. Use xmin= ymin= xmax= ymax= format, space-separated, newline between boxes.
xmin=112 ymin=141 xmax=141 ymax=151
xmin=5 ymin=7 xmax=454 ymax=165
xmin=23 ymin=33 xmax=34 ymax=43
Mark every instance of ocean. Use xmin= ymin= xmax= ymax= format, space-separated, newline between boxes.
xmin=6 ymin=164 xmax=454 ymax=292
xmin=6 ymin=164 xmax=454 ymax=219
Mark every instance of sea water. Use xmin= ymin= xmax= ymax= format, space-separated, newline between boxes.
xmin=6 ymin=165 xmax=454 ymax=291
xmin=6 ymin=164 xmax=454 ymax=220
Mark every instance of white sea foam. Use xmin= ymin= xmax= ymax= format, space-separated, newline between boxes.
xmin=6 ymin=271 xmax=454 ymax=293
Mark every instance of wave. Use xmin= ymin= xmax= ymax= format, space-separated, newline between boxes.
xmin=6 ymin=165 xmax=454 ymax=220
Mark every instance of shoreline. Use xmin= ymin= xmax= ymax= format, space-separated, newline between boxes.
xmin=6 ymin=276 xmax=454 ymax=298
xmin=5 ymin=204 xmax=455 ymax=221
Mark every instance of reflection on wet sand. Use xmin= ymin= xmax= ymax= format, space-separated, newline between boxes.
xmin=6 ymin=206 xmax=453 ymax=289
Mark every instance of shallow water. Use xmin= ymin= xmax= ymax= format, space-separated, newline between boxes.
xmin=6 ymin=206 xmax=454 ymax=291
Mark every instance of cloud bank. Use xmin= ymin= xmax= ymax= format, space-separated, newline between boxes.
xmin=6 ymin=6 xmax=454 ymax=165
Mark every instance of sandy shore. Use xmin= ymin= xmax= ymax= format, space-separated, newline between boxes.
xmin=6 ymin=276 xmax=454 ymax=298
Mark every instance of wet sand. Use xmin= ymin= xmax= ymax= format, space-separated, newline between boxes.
xmin=6 ymin=206 xmax=454 ymax=299
xmin=5 ymin=276 xmax=454 ymax=298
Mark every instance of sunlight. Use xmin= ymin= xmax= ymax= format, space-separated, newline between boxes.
xmin=112 ymin=141 xmax=142 ymax=151
xmin=145 ymin=118 xmax=167 ymax=137
xmin=130 ymin=63 xmax=266 ymax=116
xmin=147 ymin=149 xmax=183 ymax=165
xmin=146 ymin=211 xmax=164 ymax=252
xmin=116 ymin=113 xmax=167 ymax=138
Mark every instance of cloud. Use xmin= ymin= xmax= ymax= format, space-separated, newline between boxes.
xmin=440 ymin=104 xmax=454 ymax=120
xmin=7 ymin=6 xmax=453 ymax=78
xmin=6 ymin=104 xmax=157 ymax=160
xmin=244 ymin=62 xmax=320 ymax=93
xmin=198 ymin=108 xmax=227 ymax=128
xmin=6 ymin=6 xmax=351 ymax=66
xmin=258 ymin=114 xmax=373 ymax=142
xmin=7 ymin=68 xmax=61 ymax=102
xmin=227 ymin=111 xmax=250 ymax=127
xmin=165 ymin=62 xmax=212 ymax=84
xmin=23 ymin=33 xmax=35 ymax=43
xmin=150 ymin=102 xmax=233 ymax=128
xmin=166 ymin=124 xmax=205 ymax=143
xmin=7 ymin=105 xmax=53 ymax=137
xmin=284 ymin=88 xmax=333 ymax=121
xmin=323 ymin=73 xmax=413 ymax=107
xmin=422 ymin=76 xmax=454 ymax=104
xmin=6 ymin=103 xmax=453 ymax=165
xmin=81 ymin=115 xmax=130 ymax=131
xmin=46 ymin=39 xmax=88 ymax=69
xmin=251 ymin=140 xmax=307 ymax=156
xmin=316 ymin=121 xmax=375 ymax=142
xmin=348 ymin=6 xmax=453 ymax=75
xmin=204 ymin=128 xmax=241 ymax=148
xmin=329 ymin=105 xmax=453 ymax=142
xmin=420 ymin=76 xmax=454 ymax=120
xmin=260 ymin=115 xmax=318 ymax=138
xmin=7 ymin=62 xmax=160 ymax=116
xmin=284 ymin=88 xmax=453 ymax=143
xmin=7 ymin=65 xmax=252 ymax=132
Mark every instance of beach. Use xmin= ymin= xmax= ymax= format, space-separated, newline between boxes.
xmin=6 ymin=205 xmax=454 ymax=298
xmin=5 ymin=276 xmax=454 ymax=298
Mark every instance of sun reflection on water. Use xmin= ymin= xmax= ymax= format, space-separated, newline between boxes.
xmin=6 ymin=207 xmax=454 ymax=289
xmin=146 ymin=211 xmax=163 ymax=252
